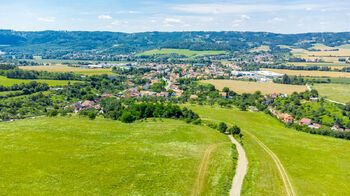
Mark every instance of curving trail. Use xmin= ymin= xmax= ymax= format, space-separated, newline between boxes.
xmin=191 ymin=142 xmax=228 ymax=196
xmin=228 ymin=134 xmax=248 ymax=196
xmin=244 ymin=131 xmax=296 ymax=196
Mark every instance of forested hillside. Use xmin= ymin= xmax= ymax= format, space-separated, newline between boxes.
xmin=0 ymin=30 xmax=350 ymax=57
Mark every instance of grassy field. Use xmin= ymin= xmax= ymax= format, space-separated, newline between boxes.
xmin=291 ymin=47 xmax=350 ymax=62
xmin=250 ymin=45 xmax=270 ymax=52
xmin=313 ymin=83 xmax=350 ymax=103
xmin=188 ymin=105 xmax=350 ymax=196
xmin=20 ymin=65 xmax=114 ymax=75
xmin=18 ymin=59 xmax=131 ymax=65
xmin=201 ymin=80 xmax=307 ymax=95
xmin=262 ymin=68 xmax=350 ymax=78
xmin=0 ymin=76 xmax=75 ymax=86
xmin=0 ymin=117 xmax=235 ymax=195
xmin=136 ymin=48 xmax=228 ymax=57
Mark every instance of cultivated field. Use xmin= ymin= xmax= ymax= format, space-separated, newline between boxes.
xmin=313 ymin=83 xmax=350 ymax=103
xmin=291 ymin=45 xmax=350 ymax=63
xmin=188 ymin=105 xmax=350 ymax=196
xmin=136 ymin=49 xmax=227 ymax=57
xmin=0 ymin=117 xmax=235 ymax=195
xmin=0 ymin=76 xmax=74 ymax=86
xmin=201 ymin=80 xmax=307 ymax=95
xmin=20 ymin=65 xmax=114 ymax=75
xmin=262 ymin=68 xmax=350 ymax=78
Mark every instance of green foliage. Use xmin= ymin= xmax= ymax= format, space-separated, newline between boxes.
xmin=228 ymin=125 xmax=241 ymax=135
xmin=219 ymin=122 xmax=228 ymax=133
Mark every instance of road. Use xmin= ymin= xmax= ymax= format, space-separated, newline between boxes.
xmin=228 ymin=134 xmax=248 ymax=196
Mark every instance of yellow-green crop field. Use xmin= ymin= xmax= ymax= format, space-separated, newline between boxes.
xmin=0 ymin=76 xmax=75 ymax=86
xmin=313 ymin=83 xmax=350 ymax=103
xmin=201 ymin=80 xmax=308 ymax=95
xmin=19 ymin=65 xmax=114 ymax=75
xmin=262 ymin=68 xmax=350 ymax=78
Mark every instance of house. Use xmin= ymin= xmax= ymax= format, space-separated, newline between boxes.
xmin=82 ymin=100 xmax=94 ymax=108
xmin=270 ymin=93 xmax=278 ymax=99
xmin=331 ymin=125 xmax=344 ymax=131
xmin=278 ymin=113 xmax=294 ymax=124
xmin=309 ymin=97 xmax=319 ymax=102
xmin=219 ymin=92 xmax=227 ymax=98
xmin=190 ymin=95 xmax=198 ymax=99
xmin=248 ymin=106 xmax=259 ymax=112
xmin=101 ymin=92 xmax=115 ymax=99
xmin=299 ymin=118 xmax=312 ymax=126
xmin=309 ymin=123 xmax=321 ymax=129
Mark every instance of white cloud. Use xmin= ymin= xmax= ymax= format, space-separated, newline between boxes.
xmin=232 ymin=14 xmax=250 ymax=25
xmin=37 ymin=17 xmax=55 ymax=23
xmin=98 ymin=15 xmax=112 ymax=20
xmin=172 ymin=3 xmax=327 ymax=14
xmin=151 ymin=19 xmax=157 ymax=23
xmin=269 ymin=17 xmax=285 ymax=23
xmin=240 ymin=14 xmax=250 ymax=20
xmin=164 ymin=18 xmax=183 ymax=24
xmin=111 ymin=20 xmax=120 ymax=25
xmin=306 ymin=7 xmax=312 ymax=11
xmin=320 ymin=21 xmax=329 ymax=25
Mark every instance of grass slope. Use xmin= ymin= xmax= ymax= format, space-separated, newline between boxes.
xmin=0 ymin=117 xmax=234 ymax=195
xmin=201 ymin=80 xmax=307 ymax=95
xmin=313 ymin=83 xmax=350 ymax=103
xmin=0 ymin=76 xmax=74 ymax=86
xmin=136 ymin=48 xmax=228 ymax=57
xmin=188 ymin=105 xmax=350 ymax=196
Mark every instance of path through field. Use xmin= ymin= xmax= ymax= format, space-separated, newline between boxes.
xmin=191 ymin=142 xmax=228 ymax=196
xmin=244 ymin=131 xmax=296 ymax=196
xmin=228 ymin=134 xmax=248 ymax=196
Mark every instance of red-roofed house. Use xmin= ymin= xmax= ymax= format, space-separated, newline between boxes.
xmin=299 ymin=118 xmax=312 ymax=126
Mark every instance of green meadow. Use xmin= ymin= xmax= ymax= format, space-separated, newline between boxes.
xmin=136 ymin=48 xmax=228 ymax=57
xmin=0 ymin=76 xmax=74 ymax=87
xmin=188 ymin=105 xmax=350 ymax=196
xmin=313 ymin=83 xmax=350 ymax=103
xmin=0 ymin=117 xmax=234 ymax=195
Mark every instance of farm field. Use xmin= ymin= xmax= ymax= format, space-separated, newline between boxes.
xmin=250 ymin=45 xmax=270 ymax=52
xmin=288 ymin=62 xmax=350 ymax=69
xmin=0 ymin=117 xmax=235 ymax=195
xmin=136 ymin=48 xmax=228 ymax=57
xmin=262 ymin=68 xmax=350 ymax=78
xmin=201 ymin=80 xmax=307 ymax=95
xmin=291 ymin=46 xmax=350 ymax=62
xmin=0 ymin=76 xmax=75 ymax=86
xmin=19 ymin=65 xmax=114 ymax=75
xmin=188 ymin=105 xmax=350 ymax=196
xmin=313 ymin=83 xmax=350 ymax=103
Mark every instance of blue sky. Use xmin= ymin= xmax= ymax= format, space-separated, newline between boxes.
xmin=0 ymin=0 xmax=349 ymax=33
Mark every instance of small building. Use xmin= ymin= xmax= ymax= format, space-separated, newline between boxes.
xmin=309 ymin=97 xmax=319 ymax=102
xmin=190 ymin=95 xmax=198 ymax=99
xmin=299 ymin=118 xmax=312 ymax=126
xmin=219 ymin=92 xmax=227 ymax=98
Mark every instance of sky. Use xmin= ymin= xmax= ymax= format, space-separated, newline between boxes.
xmin=0 ymin=0 xmax=349 ymax=34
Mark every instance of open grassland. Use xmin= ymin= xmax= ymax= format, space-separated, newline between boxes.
xmin=201 ymin=80 xmax=307 ymax=95
xmin=188 ymin=105 xmax=350 ymax=196
xmin=288 ymin=62 xmax=350 ymax=69
xmin=250 ymin=45 xmax=270 ymax=52
xmin=0 ymin=117 xmax=234 ymax=195
xmin=20 ymin=65 xmax=114 ymax=75
xmin=313 ymin=83 xmax=350 ymax=103
xmin=0 ymin=76 xmax=75 ymax=86
xmin=262 ymin=68 xmax=350 ymax=78
xmin=136 ymin=48 xmax=228 ymax=57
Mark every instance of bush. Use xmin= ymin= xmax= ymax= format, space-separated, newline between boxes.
xmin=228 ymin=125 xmax=241 ymax=135
xmin=192 ymin=119 xmax=201 ymax=125
xmin=47 ymin=110 xmax=58 ymax=117
xmin=120 ymin=111 xmax=135 ymax=123
xmin=88 ymin=112 xmax=96 ymax=120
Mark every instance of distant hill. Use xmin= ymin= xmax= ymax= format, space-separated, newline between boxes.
xmin=0 ymin=30 xmax=349 ymax=57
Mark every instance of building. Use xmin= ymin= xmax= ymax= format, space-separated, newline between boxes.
xmin=299 ymin=118 xmax=312 ymax=126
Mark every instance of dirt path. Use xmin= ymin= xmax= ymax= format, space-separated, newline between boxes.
xmin=191 ymin=142 xmax=228 ymax=196
xmin=244 ymin=131 xmax=296 ymax=196
xmin=228 ymin=134 xmax=248 ymax=196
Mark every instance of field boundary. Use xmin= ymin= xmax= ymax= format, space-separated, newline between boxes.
xmin=191 ymin=142 xmax=229 ymax=196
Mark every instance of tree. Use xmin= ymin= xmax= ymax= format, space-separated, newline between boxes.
xmin=88 ymin=111 xmax=96 ymax=120
xmin=219 ymin=122 xmax=227 ymax=133
xmin=222 ymin=87 xmax=230 ymax=93
xmin=229 ymin=125 xmax=241 ymax=135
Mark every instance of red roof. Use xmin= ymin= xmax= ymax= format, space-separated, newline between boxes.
xmin=300 ymin=118 xmax=312 ymax=125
